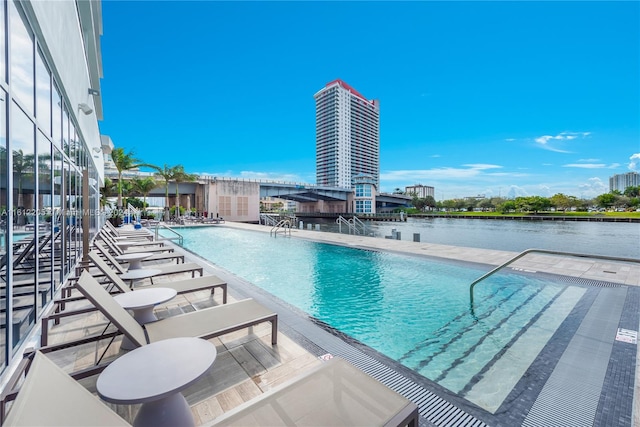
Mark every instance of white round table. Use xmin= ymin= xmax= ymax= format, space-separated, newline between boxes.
xmin=115 ymin=252 xmax=153 ymax=270
xmin=120 ymin=268 xmax=162 ymax=288
xmin=114 ymin=288 xmax=177 ymax=324
xmin=97 ymin=337 xmax=217 ymax=427
xmin=114 ymin=287 xmax=177 ymax=350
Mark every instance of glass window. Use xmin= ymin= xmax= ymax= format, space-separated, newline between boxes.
xmin=52 ymin=84 xmax=61 ymax=149
xmin=37 ymin=130 xmax=52 ymax=308
xmin=62 ymin=104 xmax=69 ymax=156
xmin=0 ymin=0 xmax=6 ymax=83
xmin=35 ymin=48 xmax=51 ymax=136
xmin=9 ymin=1 xmax=34 ymax=114
xmin=0 ymin=90 xmax=6 ymax=368
xmin=52 ymin=146 xmax=62 ymax=286
xmin=11 ymin=101 xmax=36 ymax=347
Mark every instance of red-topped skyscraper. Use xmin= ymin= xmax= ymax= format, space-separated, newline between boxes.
xmin=314 ymin=79 xmax=380 ymax=190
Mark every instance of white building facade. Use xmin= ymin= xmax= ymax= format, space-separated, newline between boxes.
xmin=314 ymin=79 xmax=380 ymax=190
xmin=609 ymin=172 xmax=639 ymax=192
xmin=0 ymin=0 xmax=104 ymax=377
xmin=405 ymin=184 xmax=435 ymax=199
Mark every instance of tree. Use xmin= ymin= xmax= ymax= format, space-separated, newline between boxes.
xmin=478 ymin=198 xmax=494 ymax=211
xmin=99 ymin=177 xmax=116 ymax=208
xmin=151 ymin=164 xmax=176 ymax=221
xmin=550 ymin=193 xmax=573 ymax=212
xmin=596 ymin=193 xmax=617 ymax=209
xmin=498 ymin=200 xmax=517 ymax=213
xmin=171 ymin=166 xmax=197 ymax=217
xmin=514 ymin=196 xmax=550 ymax=213
xmin=424 ymin=195 xmax=436 ymax=210
xmin=411 ymin=195 xmax=427 ymax=212
xmin=110 ymin=147 xmax=147 ymax=208
xmin=131 ymin=177 xmax=158 ymax=214
xmin=624 ymin=186 xmax=640 ymax=198
xmin=392 ymin=187 xmax=404 ymax=195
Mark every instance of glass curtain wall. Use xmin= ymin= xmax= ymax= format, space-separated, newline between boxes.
xmin=0 ymin=0 xmax=101 ymax=371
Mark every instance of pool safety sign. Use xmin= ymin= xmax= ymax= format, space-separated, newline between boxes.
xmin=615 ymin=328 xmax=638 ymax=344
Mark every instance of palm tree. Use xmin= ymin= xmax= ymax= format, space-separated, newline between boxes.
xmin=131 ymin=177 xmax=158 ymax=215
xmin=172 ymin=166 xmax=197 ymax=217
xmin=99 ymin=177 xmax=117 ymax=208
xmin=110 ymin=147 xmax=147 ymax=208
xmin=151 ymin=164 xmax=176 ymax=221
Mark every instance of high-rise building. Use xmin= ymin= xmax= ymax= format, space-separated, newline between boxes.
xmin=314 ymin=79 xmax=380 ymax=190
xmin=609 ymin=172 xmax=639 ymax=192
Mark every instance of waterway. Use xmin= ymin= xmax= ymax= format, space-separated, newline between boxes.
xmin=306 ymin=217 xmax=639 ymax=259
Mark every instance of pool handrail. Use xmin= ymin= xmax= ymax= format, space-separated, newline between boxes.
xmin=469 ymin=248 xmax=640 ymax=317
xmin=270 ymin=219 xmax=291 ymax=237
xmin=154 ymin=222 xmax=184 ymax=246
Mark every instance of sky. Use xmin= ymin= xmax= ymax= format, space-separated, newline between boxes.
xmin=98 ymin=1 xmax=640 ymax=200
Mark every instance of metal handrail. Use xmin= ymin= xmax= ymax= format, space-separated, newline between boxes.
xmin=260 ymin=213 xmax=279 ymax=227
xmin=349 ymin=216 xmax=366 ymax=235
xmin=270 ymin=220 xmax=291 ymax=237
xmin=469 ymin=248 xmax=640 ymax=317
xmin=127 ymin=203 xmax=141 ymax=224
xmin=154 ymin=222 xmax=184 ymax=246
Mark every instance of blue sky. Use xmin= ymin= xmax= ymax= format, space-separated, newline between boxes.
xmin=99 ymin=1 xmax=639 ymax=200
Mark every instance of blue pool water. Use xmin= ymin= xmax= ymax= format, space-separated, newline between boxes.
xmin=163 ymin=226 xmax=584 ymax=409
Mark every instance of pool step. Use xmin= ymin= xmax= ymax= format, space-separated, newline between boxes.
xmin=424 ymin=285 xmax=563 ymax=387
xmin=461 ymin=286 xmax=586 ymax=412
xmin=398 ymin=282 xmax=529 ymax=368
xmin=400 ymin=278 xmax=586 ymax=414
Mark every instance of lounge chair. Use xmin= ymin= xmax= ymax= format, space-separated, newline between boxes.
xmin=104 ymin=221 xmax=153 ymax=239
xmin=93 ymin=240 xmax=184 ymax=264
xmin=94 ymin=240 xmax=184 ymax=265
xmin=1 ymin=352 xmax=129 ymax=426
xmin=86 ymin=251 xmax=224 ymax=300
xmin=42 ymin=252 xmax=227 ymax=342
xmin=1 ymin=352 xmax=418 ymax=427
xmin=74 ymin=271 xmax=277 ymax=348
xmin=86 ymin=241 xmax=202 ymax=281
xmin=211 ymin=356 xmax=419 ymax=426
xmin=98 ymin=231 xmax=174 ymax=254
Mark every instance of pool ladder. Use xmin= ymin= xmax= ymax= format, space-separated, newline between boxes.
xmin=469 ymin=248 xmax=640 ymax=317
xmin=336 ymin=216 xmax=366 ymax=235
xmin=270 ymin=220 xmax=291 ymax=237
xmin=154 ymin=222 xmax=184 ymax=246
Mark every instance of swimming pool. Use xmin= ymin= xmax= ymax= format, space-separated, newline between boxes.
xmin=164 ymin=226 xmax=587 ymax=412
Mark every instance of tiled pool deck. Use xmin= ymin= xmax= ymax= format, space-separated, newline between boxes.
xmin=43 ymin=222 xmax=640 ymax=426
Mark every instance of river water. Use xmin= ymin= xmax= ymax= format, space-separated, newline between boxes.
xmin=307 ymin=217 xmax=640 ymax=259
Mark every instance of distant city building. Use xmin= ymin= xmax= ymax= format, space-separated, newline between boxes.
xmin=609 ymin=172 xmax=639 ymax=192
xmin=405 ymin=184 xmax=435 ymax=199
xmin=314 ymin=79 xmax=380 ymax=190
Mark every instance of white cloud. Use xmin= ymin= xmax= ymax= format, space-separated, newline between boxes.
xmin=578 ymin=177 xmax=607 ymax=198
xmin=505 ymin=138 xmax=516 ymax=142
xmin=507 ymin=185 xmax=528 ymax=198
xmin=563 ymin=163 xmax=620 ymax=169
xmin=533 ymin=131 xmax=591 ymax=153
xmin=382 ymin=164 xmax=502 ymax=181
xmin=537 ymin=185 xmax=552 ymax=197
xmin=563 ymin=163 xmax=605 ymax=169
xmin=629 ymin=153 xmax=640 ymax=171
xmin=430 ymin=154 xmax=441 ymax=158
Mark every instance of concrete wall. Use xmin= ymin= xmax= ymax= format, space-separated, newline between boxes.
xmin=207 ymin=180 xmax=260 ymax=222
